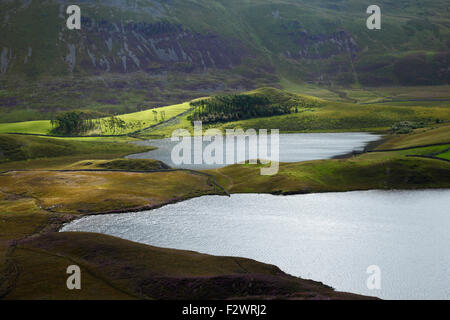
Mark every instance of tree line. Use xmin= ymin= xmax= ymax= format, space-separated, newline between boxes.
xmin=188 ymin=94 xmax=299 ymax=124
xmin=50 ymin=111 xmax=145 ymax=136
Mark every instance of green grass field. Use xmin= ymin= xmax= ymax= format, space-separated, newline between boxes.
xmin=214 ymin=103 xmax=449 ymax=133
xmin=100 ymin=102 xmax=192 ymax=135
xmin=2 ymin=87 xmax=449 ymax=139
xmin=0 ymin=134 xmax=153 ymax=170
xmin=207 ymin=148 xmax=450 ymax=195
xmin=0 ymin=120 xmax=52 ymax=135
xmin=0 ymin=102 xmax=192 ymax=136
xmin=138 ymin=88 xmax=450 ymax=137
xmin=376 ymin=123 xmax=450 ymax=149
xmin=437 ymin=151 xmax=450 ymax=160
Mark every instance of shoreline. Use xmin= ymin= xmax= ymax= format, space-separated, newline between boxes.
xmin=52 ymin=130 xmax=448 ymax=224
xmin=332 ymin=133 xmax=387 ymax=159
xmin=58 ymin=188 xmax=450 ymax=300
xmin=2 ymin=130 xmax=449 ymax=300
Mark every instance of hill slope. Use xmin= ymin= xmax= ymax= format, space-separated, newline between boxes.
xmin=0 ymin=0 xmax=449 ymax=121
xmin=1 ymin=0 xmax=448 ymax=83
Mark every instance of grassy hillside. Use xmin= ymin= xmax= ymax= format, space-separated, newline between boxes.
xmin=376 ymin=123 xmax=450 ymax=149
xmin=0 ymin=169 xmax=216 ymax=215
xmin=206 ymin=124 xmax=450 ymax=194
xmin=68 ymin=159 xmax=171 ymax=171
xmin=2 ymin=232 xmax=372 ymax=300
xmin=140 ymin=87 xmax=450 ymax=137
xmin=1 ymin=87 xmax=449 ymax=140
xmin=208 ymin=155 xmax=450 ymax=195
xmin=0 ymin=0 xmax=448 ymax=122
xmin=0 ymin=101 xmax=192 ymax=135
xmin=0 ymin=134 xmax=153 ymax=169
xmin=437 ymin=150 xmax=450 ymax=160
xmin=213 ymin=103 xmax=449 ymax=133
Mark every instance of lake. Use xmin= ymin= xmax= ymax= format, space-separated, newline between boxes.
xmin=61 ymin=189 xmax=450 ymax=300
xmin=127 ymin=132 xmax=380 ymax=169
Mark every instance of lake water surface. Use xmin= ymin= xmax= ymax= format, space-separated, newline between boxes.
xmin=128 ymin=132 xmax=380 ymax=169
xmin=61 ymin=190 xmax=450 ymax=300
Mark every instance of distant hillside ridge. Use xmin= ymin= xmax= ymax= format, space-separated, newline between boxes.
xmin=0 ymin=0 xmax=449 ymax=86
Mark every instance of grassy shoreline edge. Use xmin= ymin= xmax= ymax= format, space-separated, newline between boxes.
xmin=1 ymin=94 xmax=450 ymax=300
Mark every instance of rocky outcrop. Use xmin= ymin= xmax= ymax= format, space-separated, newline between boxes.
xmin=285 ymin=27 xmax=359 ymax=60
xmin=0 ymin=1 xmax=247 ymax=76
xmin=74 ymin=19 xmax=246 ymax=74
xmin=1 ymin=47 xmax=13 ymax=74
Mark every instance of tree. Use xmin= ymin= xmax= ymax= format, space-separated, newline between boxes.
xmin=51 ymin=111 xmax=100 ymax=136
xmin=188 ymin=94 xmax=291 ymax=125
xmin=102 ymin=115 xmax=126 ymax=134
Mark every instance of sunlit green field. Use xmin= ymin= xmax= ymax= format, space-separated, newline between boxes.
xmin=1 ymin=87 xmax=449 ymax=140
xmin=101 ymin=102 xmax=192 ymax=134
xmin=0 ymin=120 xmax=51 ymax=135
xmin=376 ymin=124 xmax=450 ymax=149
xmin=204 ymin=102 xmax=450 ymax=134
xmin=437 ymin=150 xmax=450 ymax=160
xmin=0 ymin=102 xmax=192 ymax=136
xmin=138 ymin=88 xmax=450 ymax=137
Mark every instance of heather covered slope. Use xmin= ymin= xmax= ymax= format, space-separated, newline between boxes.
xmin=1 ymin=0 xmax=448 ymax=83
xmin=2 ymin=232 xmax=375 ymax=300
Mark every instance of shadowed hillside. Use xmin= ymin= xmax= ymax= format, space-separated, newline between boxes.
xmin=0 ymin=0 xmax=448 ymax=122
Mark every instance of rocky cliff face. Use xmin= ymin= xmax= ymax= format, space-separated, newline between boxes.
xmin=286 ymin=30 xmax=359 ymax=60
xmin=76 ymin=18 xmax=245 ymax=74
xmin=0 ymin=0 xmax=249 ymax=76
